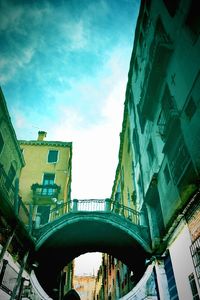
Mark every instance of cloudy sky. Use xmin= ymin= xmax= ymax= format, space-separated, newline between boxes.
xmin=0 ymin=0 xmax=140 ymax=199
xmin=0 ymin=0 xmax=140 ymax=275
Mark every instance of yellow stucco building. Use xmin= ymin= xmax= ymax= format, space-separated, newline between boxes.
xmin=18 ymin=131 xmax=72 ymax=226
xmin=111 ymin=104 xmax=137 ymax=223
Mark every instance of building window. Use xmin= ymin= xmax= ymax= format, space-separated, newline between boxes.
xmin=169 ymin=137 xmax=191 ymax=185
xmin=139 ymin=32 xmax=143 ymax=48
xmin=37 ymin=205 xmax=51 ymax=225
xmin=185 ymin=97 xmax=197 ymax=120
xmin=142 ymin=11 xmax=149 ymax=31
xmin=157 ymin=85 xmax=178 ymax=141
xmin=147 ymin=139 xmax=154 ymax=165
xmin=42 ymin=173 xmax=55 ymax=196
xmin=185 ymin=0 xmax=200 ymax=37
xmin=163 ymin=0 xmax=180 ymax=17
xmin=134 ymin=59 xmax=139 ymax=81
xmin=5 ymin=164 xmax=16 ymax=189
xmin=189 ymin=273 xmax=200 ymax=300
xmin=132 ymin=129 xmax=139 ymax=162
xmin=0 ymin=132 xmax=4 ymax=154
xmin=48 ymin=150 xmax=58 ymax=163
xmin=164 ymin=164 xmax=171 ymax=185
xmin=190 ymin=237 xmax=200 ymax=287
xmin=164 ymin=252 xmax=179 ymax=300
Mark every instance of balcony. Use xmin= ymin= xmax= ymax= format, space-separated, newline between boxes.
xmin=0 ymin=164 xmax=30 ymax=226
xmin=157 ymin=105 xmax=179 ymax=142
xmin=138 ymin=19 xmax=173 ymax=131
xmin=31 ymin=183 xmax=61 ymax=205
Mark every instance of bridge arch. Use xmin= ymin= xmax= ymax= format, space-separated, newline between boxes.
xmin=33 ymin=211 xmax=152 ymax=298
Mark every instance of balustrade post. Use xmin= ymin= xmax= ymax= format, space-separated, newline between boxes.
xmin=35 ymin=213 xmax=41 ymax=229
xmin=73 ymin=199 xmax=78 ymax=212
xmin=105 ymin=198 xmax=111 ymax=211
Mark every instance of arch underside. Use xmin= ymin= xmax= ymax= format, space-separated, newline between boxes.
xmin=33 ymin=213 xmax=151 ymax=298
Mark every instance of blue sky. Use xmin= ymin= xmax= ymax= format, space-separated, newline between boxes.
xmin=0 ymin=0 xmax=140 ymax=277
xmin=0 ymin=0 xmax=140 ymax=200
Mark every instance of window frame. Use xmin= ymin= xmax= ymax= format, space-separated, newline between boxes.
xmin=0 ymin=131 xmax=4 ymax=155
xmin=147 ymin=139 xmax=155 ymax=166
xmin=47 ymin=150 xmax=59 ymax=164
xmin=42 ymin=173 xmax=55 ymax=196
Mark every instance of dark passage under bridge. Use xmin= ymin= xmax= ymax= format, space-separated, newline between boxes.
xmin=31 ymin=199 xmax=152 ymax=299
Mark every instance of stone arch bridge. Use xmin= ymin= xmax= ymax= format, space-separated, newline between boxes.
xmin=31 ymin=199 xmax=152 ymax=299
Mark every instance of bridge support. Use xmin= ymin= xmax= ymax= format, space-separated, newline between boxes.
xmin=154 ymin=258 xmax=170 ymax=300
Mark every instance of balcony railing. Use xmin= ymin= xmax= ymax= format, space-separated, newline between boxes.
xmin=0 ymin=163 xmax=30 ymax=227
xmin=31 ymin=183 xmax=61 ymax=204
xmin=35 ymin=198 xmax=142 ymax=228
xmin=157 ymin=108 xmax=179 ymax=141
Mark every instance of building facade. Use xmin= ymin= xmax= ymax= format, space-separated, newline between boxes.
xmin=94 ymin=254 xmax=134 ymax=300
xmin=0 ymin=87 xmax=36 ymax=299
xmin=109 ymin=0 xmax=200 ymax=299
xmin=73 ymin=275 xmax=96 ymax=300
xmin=19 ymin=131 xmax=72 ymax=227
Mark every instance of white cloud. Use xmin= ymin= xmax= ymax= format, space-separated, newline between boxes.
xmin=61 ymin=20 xmax=88 ymax=50
xmin=74 ymin=252 xmax=102 ymax=276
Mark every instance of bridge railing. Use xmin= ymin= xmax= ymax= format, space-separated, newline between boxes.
xmin=35 ymin=198 xmax=141 ymax=228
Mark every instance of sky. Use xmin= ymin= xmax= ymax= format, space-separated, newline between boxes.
xmin=0 ymin=0 xmax=140 ymax=275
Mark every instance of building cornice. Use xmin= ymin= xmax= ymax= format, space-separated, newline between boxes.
xmin=18 ymin=140 xmax=72 ymax=148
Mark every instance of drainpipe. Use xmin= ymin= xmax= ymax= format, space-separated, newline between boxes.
xmin=10 ymin=251 xmax=29 ymax=300
xmin=14 ymin=178 xmax=20 ymax=215
xmin=28 ymin=204 xmax=33 ymax=234
xmin=0 ymin=228 xmax=16 ymax=263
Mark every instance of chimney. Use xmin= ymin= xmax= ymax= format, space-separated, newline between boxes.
xmin=37 ymin=131 xmax=47 ymax=141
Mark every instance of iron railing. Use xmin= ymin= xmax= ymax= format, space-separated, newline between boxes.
xmin=36 ymin=198 xmax=141 ymax=228
xmin=0 ymin=164 xmax=30 ymax=227
xmin=31 ymin=183 xmax=61 ymax=203
xmin=0 ymin=165 xmax=143 ymax=231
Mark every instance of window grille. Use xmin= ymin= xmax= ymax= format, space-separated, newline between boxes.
xmin=169 ymin=138 xmax=190 ymax=184
xmin=190 ymin=236 xmax=200 ymax=287
xmin=185 ymin=97 xmax=197 ymax=120
xmin=189 ymin=273 xmax=200 ymax=300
